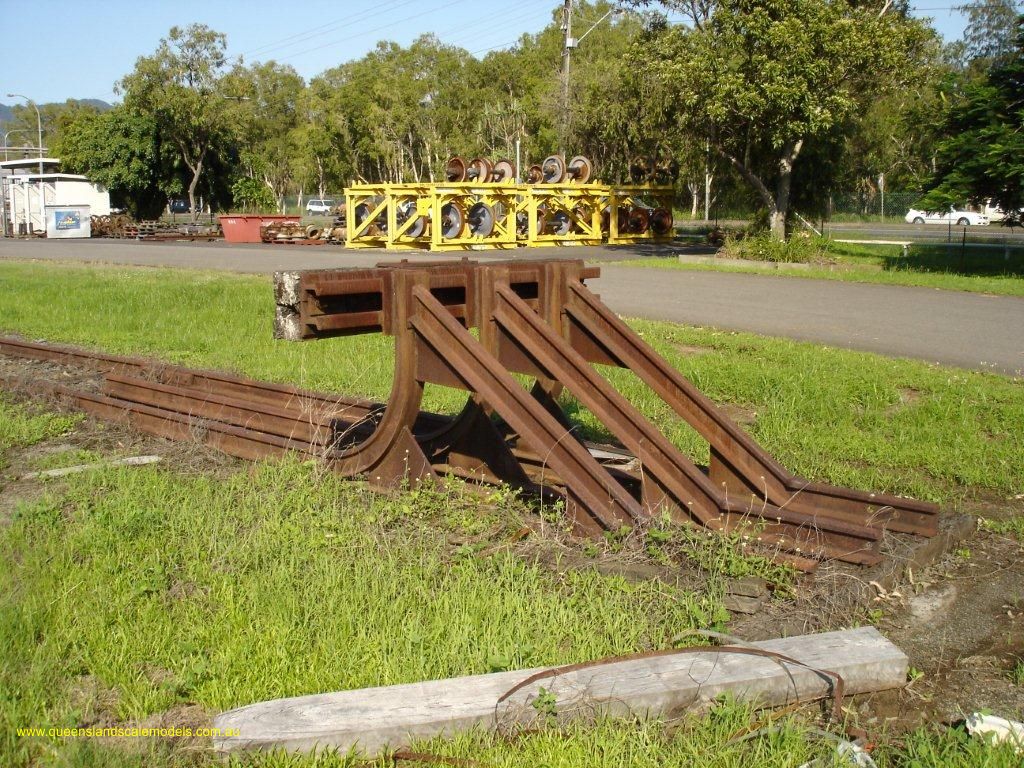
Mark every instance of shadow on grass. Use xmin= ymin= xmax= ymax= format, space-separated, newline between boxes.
xmin=881 ymin=243 xmax=1024 ymax=278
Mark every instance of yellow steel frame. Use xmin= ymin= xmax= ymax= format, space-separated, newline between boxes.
xmin=604 ymin=184 xmax=675 ymax=245
xmin=519 ymin=183 xmax=605 ymax=247
xmin=342 ymin=181 xmax=674 ymax=251
xmin=345 ymin=183 xmax=433 ymax=251
xmin=430 ymin=183 xmax=518 ymax=251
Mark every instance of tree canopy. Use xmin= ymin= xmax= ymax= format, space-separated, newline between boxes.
xmin=920 ymin=15 xmax=1024 ymax=222
xmin=39 ymin=1 xmax=1014 ymax=235
xmin=633 ymin=0 xmax=933 ymax=238
xmin=118 ymin=24 xmax=234 ymax=220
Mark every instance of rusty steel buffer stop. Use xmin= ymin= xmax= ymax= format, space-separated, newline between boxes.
xmin=274 ymin=259 xmax=940 ymax=571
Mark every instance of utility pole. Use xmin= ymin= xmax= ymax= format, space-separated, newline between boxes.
xmin=560 ymin=0 xmax=573 ymax=154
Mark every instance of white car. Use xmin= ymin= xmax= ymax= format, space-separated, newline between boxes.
xmin=905 ymin=206 xmax=989 ymax=226
xmin=305 ymin=198 xmax=335 ymax=215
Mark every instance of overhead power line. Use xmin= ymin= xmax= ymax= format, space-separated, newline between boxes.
xmin=274 ymin=0 xmax=475 ymax=64
xmin=239 ymin=0 xmax=422 ymax=60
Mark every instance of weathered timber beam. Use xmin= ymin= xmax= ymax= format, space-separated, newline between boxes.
xmin=213 ymin=627 xmax=908 ymax=758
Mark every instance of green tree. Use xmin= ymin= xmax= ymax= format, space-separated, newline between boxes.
xmin=636 ymin=1 xmax=932 ymax=239
xmin=920 ymin=16 xmax=1024 ymax=223
xmin=292 ymin=80 xmax=352 ymax=197
xmin=959 ymin=0 xmax=1022 ymax=66
xmin=118 ymin=24 xmax=234 ymax=221
xmin=5 ymin=99 xmax=104 ymax=159
xmin=314 ymin=35 xmax=478 ymax=183
xmin=222 ymin=60 xmax=305 ymax=211
xmin=230 ymin=176 xmax=276 ymax=212
xmin=57 ymin=106 xmax=170 ymax=219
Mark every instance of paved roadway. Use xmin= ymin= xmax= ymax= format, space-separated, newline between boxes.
xmin=1 ymin=238 xmax=1021 ymax=377
xmin=825 ymin=221 xmax=1024 ymax=244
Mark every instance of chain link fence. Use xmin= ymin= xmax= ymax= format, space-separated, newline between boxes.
xmin=673 ymin=189 xmax=928 ymax=225
xmin=826 ymin=191 xmax=921 ymax=223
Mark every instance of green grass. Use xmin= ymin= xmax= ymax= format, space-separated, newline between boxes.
xmin=979 ymin=515 xmax=1024 ymax=540
xmin=1012 ymin=659 xmax=1024 ymax=686
xmin=0 ymin=454 xmax=723 ymax=767
xmin=0 ymin=260 xmax=1022 ymax=504
xmin=0 ymin=396 xmax=83 ymax=471
xmin=3 ymin=263 xmax=1023 ymax=767
xmin=26 ymin=447 xmax=104 ymax=472
xmin=628 ymin=240 xmax=1024 ymax=296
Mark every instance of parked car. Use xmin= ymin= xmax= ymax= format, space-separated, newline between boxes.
xmin=305 ymin=198 xmax=335 ymax=215
xmin=983 ymin=204 xmax=1024 ymax=224
xmin=905 ymin=206 xmax=989 ymax=226
xmin=168 ymin=199 xmax=191 ymax=214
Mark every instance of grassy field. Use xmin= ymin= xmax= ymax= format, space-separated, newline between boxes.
xmin=630 ymin=240 xmax=1024 ymax=297
xmin=2 ymin=260 xmax=1023 ymax=766
xmin=0 ymin=397 xmax=727 ymax=766
xmin=2 ymin=400 xmax=1020 ymax=768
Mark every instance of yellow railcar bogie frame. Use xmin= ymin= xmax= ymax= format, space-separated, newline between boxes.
xmin=605 ymin=185 xmax=675 ymax=245
xmin=430 ymin=184 xmax=519 ymax=251
xmin=521 ymin=183 xmax=605 ymax=246
xmin=343 ymin=182 xmax=674 ymax=251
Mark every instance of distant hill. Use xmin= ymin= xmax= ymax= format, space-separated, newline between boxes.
xmin=0 ymin=98 xmax=113 ymax=129
xmin=77 ymin=99 xmax=114 ymax=112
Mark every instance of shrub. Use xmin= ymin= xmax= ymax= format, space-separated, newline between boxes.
xmin=720 ymin=233 xmax=835 ymax=263
xmin=230 ymin=177 xmax=277 ymax=213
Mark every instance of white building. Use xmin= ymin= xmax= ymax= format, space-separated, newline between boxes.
xmin=0 ymin=158 xmax=111 ymax=236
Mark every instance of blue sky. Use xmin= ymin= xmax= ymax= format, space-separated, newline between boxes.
xmin=2 ymin=0 xmax=970 ymax=105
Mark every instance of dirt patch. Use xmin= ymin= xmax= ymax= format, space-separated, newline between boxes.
xmin=962 ymin=489 xmax=1024 ymax=522
xmin=880 ymin=387 xmax=922 ymax=417
xmin=718 ymin=402 xmax=758 ymax=427
xmin=673 ymin=343 xmax=714 ymax=357
xmin=1 ymin=355 xmax=243 ymax=529
xmin=136 ymin=703 xmax=214 ymax=733
xmin=66 ymin=674 xmax=122 ymax=729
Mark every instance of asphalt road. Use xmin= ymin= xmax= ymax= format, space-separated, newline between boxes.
xmin=597 ymin=265 xmax=1024 ymax=377
xmin=1 ymin=238 xmax=1022 ymax=377
xmin=825 ymin=221 xmax=1024 ymax=244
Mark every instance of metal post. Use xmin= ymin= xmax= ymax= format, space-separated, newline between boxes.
xmin=0 ymin=175 xmax=8 ymax=237
xmin=879 ymin=172 xmax=885 ymax=221
xmin=704 ymin=139 xmax=711 ymax=221
xmin=515 ymin=137 xmax=521 ymax=183
xmin=13 ymin=179 xmax=22 ymax=235
xmin=37 ymin=178 xmax=46 ymax=235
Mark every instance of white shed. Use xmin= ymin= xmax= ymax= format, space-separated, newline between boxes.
xmin=0 ymin=158 xmax=111 ymax=236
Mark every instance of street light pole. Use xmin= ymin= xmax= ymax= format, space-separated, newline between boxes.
xmin=560 ymin=0 xmax=573 ymax=155
xmin=6 ymin=94 xmax=43 ymax=174
xmin=2 ymin=129 xmax=27 ymax=162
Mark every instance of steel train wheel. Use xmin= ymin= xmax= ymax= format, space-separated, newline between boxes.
xmin=567 ymin=155 xmax=593 ymax=184
xmin=468 ymin=202 xmax=496 ymax=238
xmin=491 ymin=159 xmax=516 ymax=183
xmin=541 ymin=155 xmax=566 ymax=184
xmin=650 ymin=208 xmax=673 ymax=236
xmin=446 ymin=157 xmax=467 ymax=182
xmin=441 ymin=201 xmax=466 ymax=239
